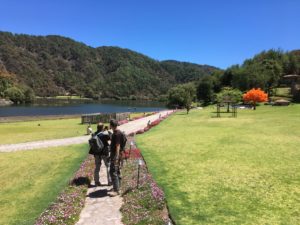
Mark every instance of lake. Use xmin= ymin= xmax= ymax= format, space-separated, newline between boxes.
xmin=0 ymin=100 xmax=166 ymax=117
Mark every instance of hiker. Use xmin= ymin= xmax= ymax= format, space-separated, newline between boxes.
xmin=87 ymin=124 xmax=93 ymax=135
xmin=104 ymin=125 xmax=113 ymax=138
xmin=108 ymin=119 xmax=122 ymax=196
xmin=91 ymin=123 xmax=111 ymax=186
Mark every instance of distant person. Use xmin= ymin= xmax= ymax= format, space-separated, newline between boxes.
xmin=87 ymin=124 xmax=93 ymax=135
xmin=147 ymin=120 xmax=151 ymax=127
xmin=91 ymin=123 xmax=111 ymax=186
xmin=108 ymin=119 xmax=122 ymax=197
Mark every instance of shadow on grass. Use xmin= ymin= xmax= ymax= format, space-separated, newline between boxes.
xmin=174 ymin=112 xmax=188 ymax=116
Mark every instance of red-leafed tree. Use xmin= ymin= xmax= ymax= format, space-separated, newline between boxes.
xmin=243 ymin=88 xmax=268 ymax=110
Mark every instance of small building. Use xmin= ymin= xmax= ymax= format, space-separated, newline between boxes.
xmin=273 ymin=99 xmax=290 ymax=106
xmin=81 ymin=112 xmax=130 ymax=124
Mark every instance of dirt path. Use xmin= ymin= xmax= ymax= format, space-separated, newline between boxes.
xmin=0 ymin=110 xmax=173 ymax=153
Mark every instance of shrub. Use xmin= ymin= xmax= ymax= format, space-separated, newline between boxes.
xmin=4 ymin=86 xmax=25 ymax=103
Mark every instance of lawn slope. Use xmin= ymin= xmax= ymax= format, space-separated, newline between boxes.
xmin=0 ymin=144 xmax=88 ymax=225
xmin=136 ymin=105 xmax=300 ymax=225
xmin=0 ymin=118 xmax=91 ymax=144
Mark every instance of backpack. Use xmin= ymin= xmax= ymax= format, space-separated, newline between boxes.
xmin=120 ymin=131 xmax=127 ymax=152
xmin=88 ymin=133 xmax=104 ymax=155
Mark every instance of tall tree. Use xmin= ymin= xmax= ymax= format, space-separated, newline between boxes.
xmin=197 ymin=76 xmax=215 ymax=105
xmin=167 ymin=83 xmax=196 ymax=114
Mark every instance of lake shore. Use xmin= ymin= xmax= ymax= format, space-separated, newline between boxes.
xmin=0 ymin=99 xmax=13 ymax=106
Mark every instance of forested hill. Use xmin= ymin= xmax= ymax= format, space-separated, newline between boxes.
xmin=0 ymin=31 xmax=219 ymax=100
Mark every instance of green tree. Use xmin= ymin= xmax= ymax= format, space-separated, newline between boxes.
xmin=216 ymin=87 xmax=242 ymax=112
xmin=23 ymin=88 xmax=35 ymax=103
xmin=167 ymin=83 xmax=196 ymax=114
xmin=197 ymin=76 xmax=214 ymax=105
xmin=4 ymin=87 xmax=25 ymax=103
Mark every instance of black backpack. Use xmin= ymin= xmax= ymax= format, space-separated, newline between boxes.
xmin=88 ymin=133 xmax=104 ymax=155
xmin=120 ymin=131 xmax=127 ymax=152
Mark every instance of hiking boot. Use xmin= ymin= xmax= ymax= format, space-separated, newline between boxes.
xmin=95 ymin=182 xmax=101 ymax=186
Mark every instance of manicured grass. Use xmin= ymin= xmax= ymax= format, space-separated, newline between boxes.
xmin=0 ymin=118 xmax=97 ymax=144
xmin=136 ymin=105 xmax=300 ymax=225
xmin=0 ymin=144 xmax=88 ymax=225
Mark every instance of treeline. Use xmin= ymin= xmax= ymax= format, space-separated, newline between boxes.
xmin=196 ymin=49 xmax=300 ymax=104
xmin=0 ymin=31 xmax=218 ymax=103
xmin=168 ymin=49 xmax=300 ymax=110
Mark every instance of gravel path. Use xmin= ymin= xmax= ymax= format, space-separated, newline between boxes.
xmin=0 ymin=110 xmax=173 ymax=153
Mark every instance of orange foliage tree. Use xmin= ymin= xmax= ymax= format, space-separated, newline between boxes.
xmin=243 ymin=88 xmax=268 ymax=110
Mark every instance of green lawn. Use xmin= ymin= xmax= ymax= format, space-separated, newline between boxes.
xmin=136 ymin=105 xmax=300 ymax=225
xmin=0 ymin=144 xmax=88 ymax=225
xmin=0 ymin=118 xmax=97 ymax=144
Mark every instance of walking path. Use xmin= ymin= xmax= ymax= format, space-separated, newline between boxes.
xmin=1 ymin=110 xmax=174 ymax=225
xmin=0 ymin=110 xmax=173 ymax=152
xmin=76 ymin=164 xmax=123 ymax=225
xmin=76 ymin=110 xmax=173 ymax=225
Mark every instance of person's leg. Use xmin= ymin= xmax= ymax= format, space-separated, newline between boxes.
xmin=118 ymin=166 xmax=121 ymax=187
xmin=94 ymin=155 xmax=101 ymax=186
xmin=109 ymin=163 xmax=120 ymax=192
xmin=103 ymin=155 xmax=112 ymax=185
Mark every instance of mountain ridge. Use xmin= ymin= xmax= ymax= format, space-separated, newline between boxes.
xmin=0 ymin=31 xmax=219 ymax=100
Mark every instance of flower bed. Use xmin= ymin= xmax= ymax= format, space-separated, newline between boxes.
xmin=120 ymin=112 xmax=175 ymax=224
xmin=118 ymin=119 xmax=129 ymax=125
xmin=35 ymin=155 xmax=94 ymax=225
xmin=120 ymin=148 xmax=169 ymax=225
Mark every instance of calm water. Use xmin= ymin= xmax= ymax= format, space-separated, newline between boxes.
xmin=0 ymin=100 xmax=166 ymax=117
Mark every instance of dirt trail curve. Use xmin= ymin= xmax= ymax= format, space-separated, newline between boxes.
xmin=0 ymin=110 xmax=173 ymax=153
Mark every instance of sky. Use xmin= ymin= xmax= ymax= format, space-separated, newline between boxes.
xmin=0 ymin=0 xmax=299 ymax=69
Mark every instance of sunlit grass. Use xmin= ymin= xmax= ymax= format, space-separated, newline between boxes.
xmin=137 ymin=105 xmax=300 ymax=225
xmin=0 ymin=144 xmax=88 ymax=225
xmin=0 ymin=118 xmax=97 ymax=144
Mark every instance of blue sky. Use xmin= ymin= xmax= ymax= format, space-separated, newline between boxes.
xmin=0 ymin=0 xmax=299 ymax=69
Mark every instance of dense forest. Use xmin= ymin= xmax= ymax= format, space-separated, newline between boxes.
xmin=195 ymin=49 xmax=300 ymax=104
xmin=167 ymin=49 xmax=300 ymax=110
xmin=0 ymin=31 xmax=218 ymax=102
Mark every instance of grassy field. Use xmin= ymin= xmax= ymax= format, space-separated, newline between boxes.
xmin=136 ymin=105 xmax=300 ymax=225
xmin=0 ymin=144 xmax=88 ymax=225
xmin=0 ymin=118 xmax=98 ymax=144
xmin=0 ymin=111 xmax=153 ymax=144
